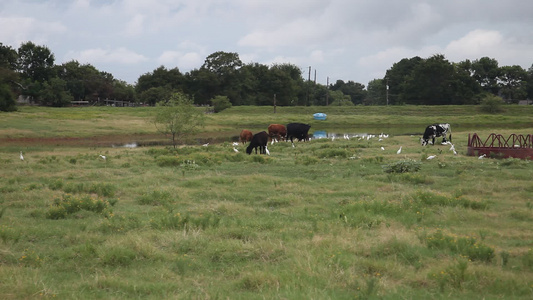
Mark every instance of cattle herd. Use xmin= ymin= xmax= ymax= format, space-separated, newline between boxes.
xmin=238 ymin=122 xmax=452 ymax=155
xmin=240 ymin=123 xmax=312 ymax=155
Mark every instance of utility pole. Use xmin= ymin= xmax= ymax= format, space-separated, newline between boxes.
xmin=326 ymin=76 xmax=329 ymax=106
xmin=314 ymin=69 xmax=316 ymax=84
xmin=386 ymin=79 xmax=389 ymax=106
xmin=273 ymin=93 xmax=276 ymax=113
xmin=306 ymin=66 xmax=311 ymax=106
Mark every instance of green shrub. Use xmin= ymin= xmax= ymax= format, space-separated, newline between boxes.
xmin=46 ymin=194 xmax=113 ymax=219
xmin=383 ymin=159 xmax=421 ymax=173
xmin=480 ymin=94 xmax=505 ymax=113
xmin=211 ymin=95 xmax=232 ymax=113
xmin=156 ymin=155 xmax=181 ymax=167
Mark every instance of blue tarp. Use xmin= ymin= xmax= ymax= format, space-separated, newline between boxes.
xmin=313 ymin=113 xmax=327 ymax=120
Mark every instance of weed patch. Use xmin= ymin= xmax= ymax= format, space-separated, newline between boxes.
xmin=383 ymin=159 xmax=421 ymax=173
xmin=46 ymin=194 xmax=114 ymax=219
xmin=423 ymin=230 xmax=495 ymax=262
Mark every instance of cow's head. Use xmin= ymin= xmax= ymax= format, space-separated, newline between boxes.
xmin=420 ymin=137 xmax=428 ymax=146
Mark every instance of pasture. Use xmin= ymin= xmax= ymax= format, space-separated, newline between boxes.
xmin=0 ymin=106 xmax=532 ymax=299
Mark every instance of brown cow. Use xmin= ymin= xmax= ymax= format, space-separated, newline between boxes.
xmin=267 ymin=124 xmax=287 ymax=143
xmin=240 ymin=129 xmax=253 ymax=144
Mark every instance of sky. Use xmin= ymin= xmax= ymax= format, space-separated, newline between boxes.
xmin=1 ymin=0 xmax=532 ymax=87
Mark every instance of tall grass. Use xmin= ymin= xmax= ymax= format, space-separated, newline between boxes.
xmin=0 ymin=106 xmax=532 ymax=298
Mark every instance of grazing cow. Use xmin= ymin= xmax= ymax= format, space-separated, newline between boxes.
xmin=246 ymin=131 xmax=269 ymax=154
xmin=421 ymin=123 xmax=451 ymax=146
xmin=286 ymin=123 xmax=311 ymax=143
xmin=239 ymin=129 xmax=253 ymax=144
xmin=267 ymin=124 xmax=287 ymax=142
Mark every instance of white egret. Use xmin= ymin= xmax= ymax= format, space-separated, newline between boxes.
xmin=427 ymin=155 xmax=437 ymax=160
xmin=232 ymin=142 xmax=239 ymax=146
xmin=478 ymin=154 xmax=487 ymax=159
xmin=397 ymin=146 xmax=402 ymax=154
xmin=381 ymin=147 xmax=385 ymax=151
xmin=233 ymin=147 xmax=239 ymax=153
xmin=202 ymin=143 xmax=209 ymax=147
xmin=20 ymin=151 xmax=24 ymax=161
xmin=99 ymin=155 xmax=106 ymax=161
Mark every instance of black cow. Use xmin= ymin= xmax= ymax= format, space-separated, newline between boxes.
xmin=421 ymin=123 xmax=451 ymax=146
xmin=286 ymin=123 xmax=311 ymax=143
xmin=246 ymin=131 xmax=269 ymax=154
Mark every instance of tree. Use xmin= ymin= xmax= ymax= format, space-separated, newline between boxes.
xmin=384 ymin=56 xmax=423 ymax=105
xmin=330 ymin=80 xmax=366 ymax=105
xmin=329 ymin=90 xmax=353 ymax=106
xmin=403 ymin=54 xmax=455 ymax=105
xmin=471 ymin=57 xmax=500 ymax=95
xmin=0 ymin=43 xmax=18 ymax=70
xmin=0 ymin=82 xmax=17 ymax=111
xmin=498 ymin=65 xmax=527 ymax=101
xmin=365 ymin=79 xmax=387 ymax=105
xmin=527 ymin=64 xmax=533 ymax=100
xmin=17 ymin=42 xmax=55 ymax=83
xmin=153 ymin=92 xmax=205 ymax=148
xmin=139 ymin=86 xmax=172 ymax=106
xmin=136 ymin=66 xmax=184 ymax=94
xmin=40 ymin=77 xmax=73 ymax=107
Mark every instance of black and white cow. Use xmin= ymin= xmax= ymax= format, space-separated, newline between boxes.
xmin=421 ymin=123 xmax=451 ymax=146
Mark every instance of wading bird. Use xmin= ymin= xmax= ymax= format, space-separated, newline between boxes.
xmin=427 ymin=155 xmax=437 ymax=160
xmin=478 ymin=154 xmax=487 ymax=159
xmin=233 ymin=147 xmax=239 ymax=153
xmin=397 ymin=146 xmax=402 ymax=154
xmin=20 ymin=151 xmax=24 ymax=161
xmin=99 ymin=155 xmax=106 ymax=161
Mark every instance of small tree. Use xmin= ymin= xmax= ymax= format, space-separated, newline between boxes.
xmin=210 ymin=95 xmax=232 ymax=113
xmin=153 ymin=92 xmax=205 ymax=148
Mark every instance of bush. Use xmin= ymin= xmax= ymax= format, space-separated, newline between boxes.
xmin=480 ymin=94 xmax=505 ymax=113
xmin=211 ymin=95 xmax=232 ymax=113
xmin=383 ymin=159 xmax=421 ymax=173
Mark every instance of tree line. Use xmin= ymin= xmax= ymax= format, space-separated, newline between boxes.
xmin=1 ymin=41 xmax=532 ymax=112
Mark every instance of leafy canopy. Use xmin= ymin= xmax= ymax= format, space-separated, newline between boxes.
xmin=153 ymin=92 xmax=205 ymax=148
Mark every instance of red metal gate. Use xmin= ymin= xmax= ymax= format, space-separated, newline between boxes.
xmin=467 ymin=133 xmax=533 ymax=159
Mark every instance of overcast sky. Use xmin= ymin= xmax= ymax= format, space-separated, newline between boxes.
xmin=1 ymin=0 xmax=532 ymax=86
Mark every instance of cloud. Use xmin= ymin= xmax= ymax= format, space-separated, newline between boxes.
xmin=0 ymin=17 xmax=66 ymax=47
xmin=157 ymin=51 xmax=204 ymax=71
xmin=67 ymin=48 xmax=148 ymax=65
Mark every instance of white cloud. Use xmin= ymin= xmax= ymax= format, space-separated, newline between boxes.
xmin=157 ymin=51 xmax=204 ymax=71
xmin=68 ymin=48 xmax=148 ymax=65
xmin=0 ymin=17 xmax=66 ymax=47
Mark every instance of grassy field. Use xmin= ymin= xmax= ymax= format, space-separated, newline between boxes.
xmin=0 ymin=105 xmax=532 ymax=299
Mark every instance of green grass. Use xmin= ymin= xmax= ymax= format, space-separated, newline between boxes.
xmin=0 ymin=105 xmax=532 ymax=298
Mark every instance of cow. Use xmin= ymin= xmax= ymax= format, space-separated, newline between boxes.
xmin=286 ymin=123 xmax=311 ymax=143
xmin=267 ymin=124 xmax=287 ymax=143
xmin=246 ymin=131 xmax=269 ymax=154
xmin=421 ymin=123 xmax=451 ymax=146
xmin=239 ymin=129 xmax=253 ymax=144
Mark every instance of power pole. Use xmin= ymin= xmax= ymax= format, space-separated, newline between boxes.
xmin=386 ymin=79 xmax=389 ymax=106
xmin=273 ymin=93 xmax=276 ymax=113
xmin=326 ymin=76 xmax=329 ymax=106
xmin=306 ymin=66 xmax=311 ymax=106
